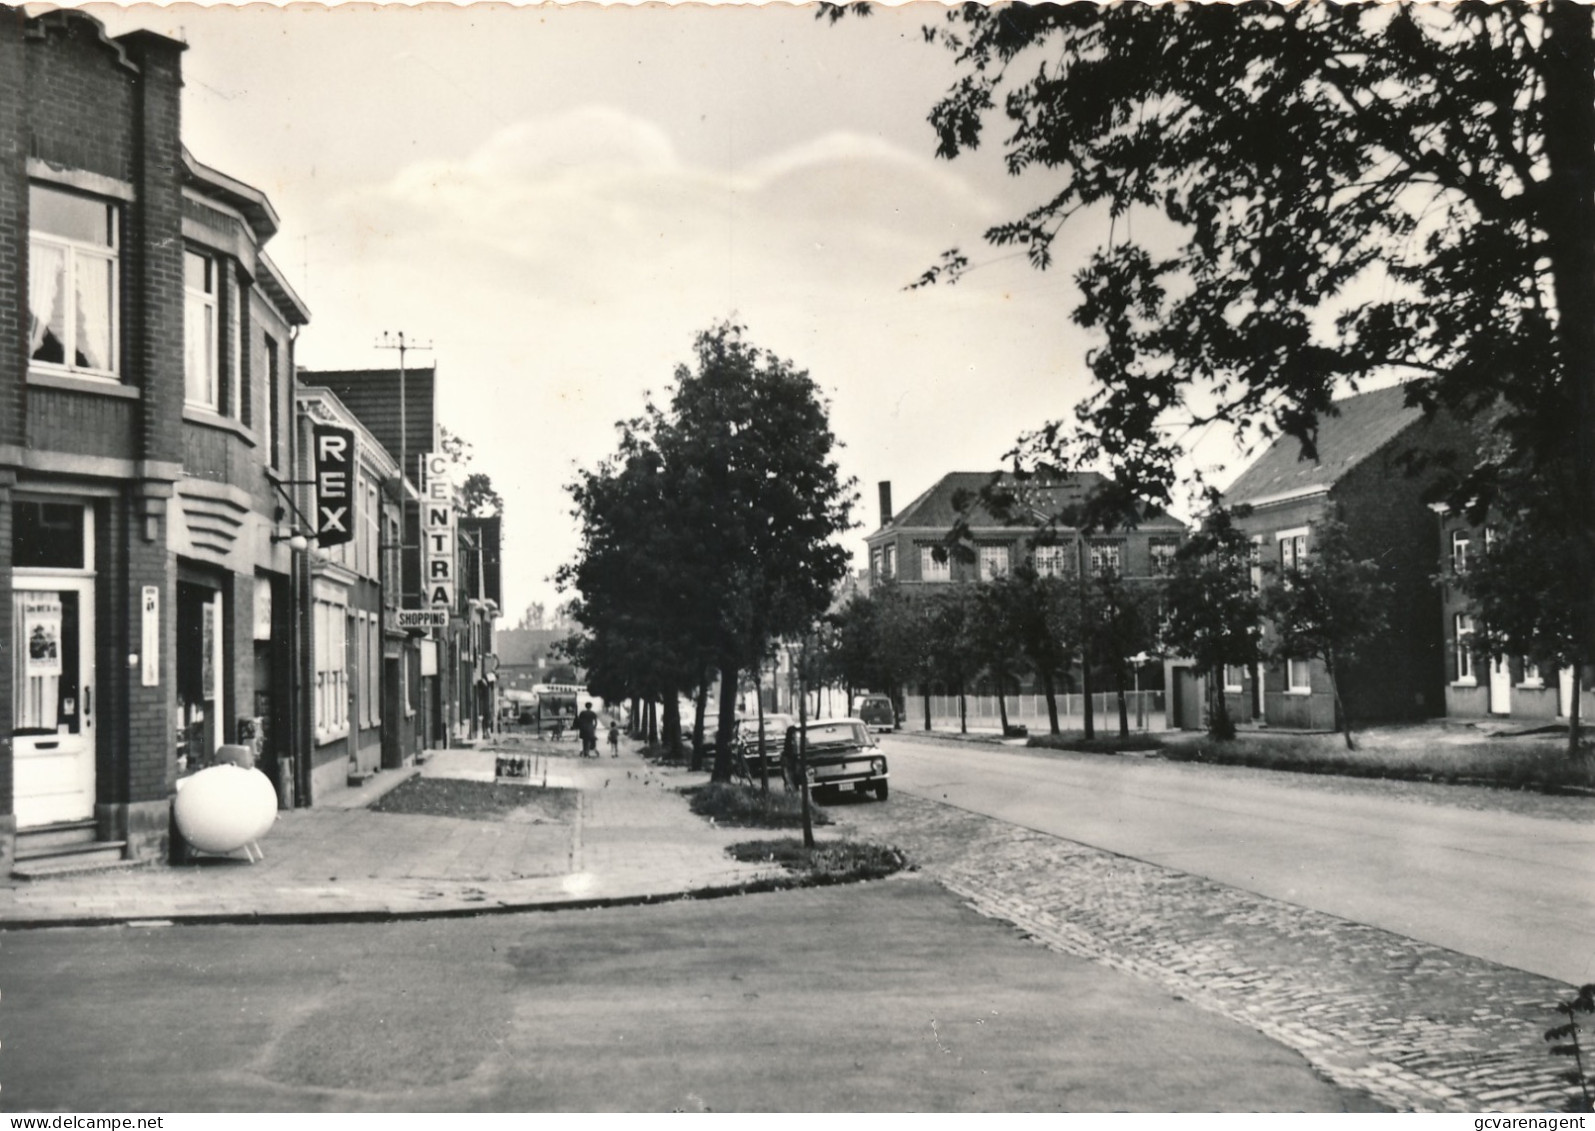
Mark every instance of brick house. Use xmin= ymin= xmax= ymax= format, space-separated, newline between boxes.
xmin=1218 ymin=384 xmax=1472 ymax=730
xmin=865 ymin=472 xmax=1186 ymax=591
xmin=298 ymin=366 xmax=438 ymax=756
xmin=2 ymin=9 xmax=310 ymax=872
xmin=1434 ymin=513 xmax=1592 ymax=724
xmin=292 ymin=386 xmax=401 ymax=799
xmin=864 ymin=471 xmax=1186 ymax=708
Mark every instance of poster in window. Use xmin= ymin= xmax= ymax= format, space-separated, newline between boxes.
xmin=24 ymin=597 xmax=63 ymax=678
xmin=201 ymin=599 xmax=217 ymax=699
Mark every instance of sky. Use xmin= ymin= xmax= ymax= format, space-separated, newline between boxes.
xmin=81 ymin=1 xmax=1236 ymax=625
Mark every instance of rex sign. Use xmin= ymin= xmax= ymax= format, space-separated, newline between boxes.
xmin=313 ymin=425 xmax=356 ymax=548
xmin=424 ymin=452 xmax=456 ymax=609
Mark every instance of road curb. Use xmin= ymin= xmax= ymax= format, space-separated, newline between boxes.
xmin=0 ymin=867 xmax=911 ymax=931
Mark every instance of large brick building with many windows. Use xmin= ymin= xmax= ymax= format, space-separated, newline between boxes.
xmin=1 ymin=9 xmax=310 ymax=872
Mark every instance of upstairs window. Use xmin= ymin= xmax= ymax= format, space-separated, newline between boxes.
xmin=1450 ymin=530 xmax=1470 ymax=576
xmin=978 ymin=544 xmax=1010 ymax=581
xmin=882 ymin=543 xmax=896 ymax=581
xmin=185 ymin=251 xmax=219 ymax=409
xmin=29 ymin=184 xmax=119 ymax=378
xmin=1089 ymin=539 xmax=1123 ymax=577
xmin=1033 ymin=544 xmax=1068 ymax=578
xmin=919 ymin=543 xmax=951 ymax=582
xmin=1149 ymin=537 xmax=1179 ymax=576
xmin=1279 ymin=531 xmax=1308 ymax=572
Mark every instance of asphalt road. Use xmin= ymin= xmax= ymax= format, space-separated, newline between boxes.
xmin=879 ymin=734 xmax=1595 ymax=986
xmin=0 ymin=881 xmax=1378 ymax=1112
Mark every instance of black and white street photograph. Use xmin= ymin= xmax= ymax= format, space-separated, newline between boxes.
xmin=2 ymin=0 xmax=1595 ymax=1116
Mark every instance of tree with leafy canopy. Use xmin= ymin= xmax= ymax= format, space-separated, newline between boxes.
xmin=853 ymin=0 xmax=1595 ymax=660
xmin=1263 ymin=513 xmax=1393 ymax=750
xmin=558 ymin=424 xmax=711 ymax=760
xmin=994 ymin=562 xmax=1081 ymax=736
xmin=1162 ymin=501 xmax=1265 ymax=739
xmin=1084 ymin=566 xmax=1163 ymax=740
xmin=922 ymin=586 xmax=980 ymax=734
xmin=635 ymin=323 xmax=856 ymax=781
xmin=969 ymin=578 xmax=1030 ymax=736
xmin=1456 ymin=469 xmax=1590 ymax=756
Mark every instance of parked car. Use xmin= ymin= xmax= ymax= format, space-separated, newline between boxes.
xmin=799 ymin=718 xmax=889 ymax=801
xmin=855 ymin=694 xmax=897 ymax=732
xmin=734 ymin=713 xmax=794 ymax=771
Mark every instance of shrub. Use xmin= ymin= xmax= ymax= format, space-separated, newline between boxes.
xmin=1160 ymin=733 xmax=1595 ymax=793
xmin=686 ymin=781 xmax=831 ymax=828
xmin=726 ymin=837 xmax=908 ymax=880
xmin=1027 ymin=732 xmax=1165 ymax=754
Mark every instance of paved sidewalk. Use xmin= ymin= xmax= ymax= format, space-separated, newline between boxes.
xmin=0 ymin=739 xmax=787 ymax=927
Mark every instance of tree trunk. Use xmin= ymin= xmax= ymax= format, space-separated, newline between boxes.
xmin=689 ymin=671 xmax=709 ymax=771
xmin=921 ymin=680 xmax=932 ymax=731
xmin=1082 ymin=656 xmax=1096 ymax=740
xmin=756 ymin=676 xmax=770 ymax=795
xmin=646 ymin=698 xmax=658 ymax=746
xmin=798 ymin=642 xmax=814 ymax=848
xmin=1207 ymin=664 xmax=1233 ymax=739
xmin=1040 ymin=666 xmax=1061 ymax=735
xmin=712 ymin=659 xmax=739 ymax=782
xmin=663 ymin=696 xmax=683 ymax=761
xmin=958 ymin=679 xmax=967 ymax=735
xmin=1115 ymin=664 xmax=1130 ymax=740
xmin=1571 ymin=665 xmax=1584 ymax=758
xmin=996 ymin=669 xmax=1011 ymax=734
xmin=1543 ymin=3 xmax=1595 ymax=669
xmin=1326 ymin=655 xmax=1356 ymax=751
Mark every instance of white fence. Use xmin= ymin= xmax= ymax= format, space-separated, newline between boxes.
xmin=902 ymin=691 xmax=1167 ymax=733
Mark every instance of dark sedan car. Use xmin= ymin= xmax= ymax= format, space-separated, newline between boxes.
xmin=799 ymin=718 xmax=888 ymax=801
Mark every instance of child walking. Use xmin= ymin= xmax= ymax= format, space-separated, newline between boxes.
xmin=608 ymin=720 xmax=620 ymax=757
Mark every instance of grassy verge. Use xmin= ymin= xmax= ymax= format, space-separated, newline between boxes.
xmin=1028 ymin=732 xmax=1166 ymax=754
xmin=1160 ymin=732 xmax=1595 ymax=793
xmin=370 ymin=776 xmax=577 ymax=821
xmin=726 ymin=838 xmax=908 ymax=880
xmin=686 ymin=781 xmax=830 ymax=828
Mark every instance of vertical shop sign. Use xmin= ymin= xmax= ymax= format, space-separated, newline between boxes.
xmin=313 ymin=424 xmax=356 ymax=548
xmin=424 ymin=452 xmax=456 ymax=609
xmin=142 ymin=586 xmax=159 ymax=686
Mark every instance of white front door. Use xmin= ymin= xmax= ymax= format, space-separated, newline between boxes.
xmin=1488 ymin=655 xmax=1512 ymax=716
xmin=13 ymin=577 xmax=96 ymax=827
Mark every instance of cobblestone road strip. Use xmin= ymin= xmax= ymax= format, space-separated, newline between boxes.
xmin=834 ymin=793 xmax=1583 ymax=1114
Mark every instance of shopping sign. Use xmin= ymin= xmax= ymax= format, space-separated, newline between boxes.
xmin=313 ymin=425 xmax=356 ymax=547
xmin=397 ymin=609 xmax=448 ymax=630
xmin=424 ymin=452 xmax=456 ymax=608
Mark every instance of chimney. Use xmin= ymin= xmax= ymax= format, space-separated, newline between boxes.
xmin=878 ymin=481 xmax=893 ymax=527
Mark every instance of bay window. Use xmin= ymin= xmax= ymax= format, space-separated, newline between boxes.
xmin=185 ymin=250 xmax=219 ymax=408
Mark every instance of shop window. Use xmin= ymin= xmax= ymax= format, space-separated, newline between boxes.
xmin=314 ymin=598 xmax=348 ymax=741
xmin=29 ymin=183 xmax=118 ymax=378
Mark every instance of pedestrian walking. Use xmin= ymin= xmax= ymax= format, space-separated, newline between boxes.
xmin=608 ymin=721 xmax=620 ymax=757
xmin=577 ymin=701 xmax=600 ymax=758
